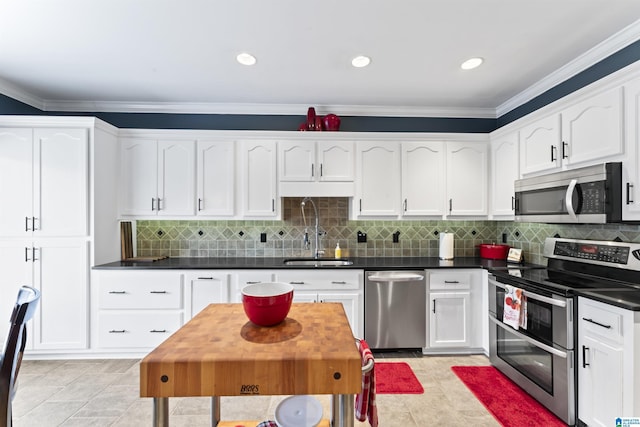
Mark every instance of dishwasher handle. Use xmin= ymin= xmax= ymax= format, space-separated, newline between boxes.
xmin=367 ymin=273 xmax=424 ymax=282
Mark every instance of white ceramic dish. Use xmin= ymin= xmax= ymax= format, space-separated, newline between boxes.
xmin=275 ymin=395 xmax=323 ymax=427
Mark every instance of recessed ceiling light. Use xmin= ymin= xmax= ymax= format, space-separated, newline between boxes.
xmin=351 ymin=55 xmax=371 ymax=68
xmin=236 ymin=52 xmax=257 ymax=66
xmin=461 ymin=57 xmax=483 ymax=70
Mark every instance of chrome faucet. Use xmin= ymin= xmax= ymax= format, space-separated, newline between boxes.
xmin=301 ymin=197 xmax=325 ymax=259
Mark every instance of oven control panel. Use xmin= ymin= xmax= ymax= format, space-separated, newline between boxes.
xmin=552 ymin=241 xmax=630 ymax=264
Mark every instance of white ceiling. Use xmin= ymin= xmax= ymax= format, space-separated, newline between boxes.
xmin=1 ymin=0 xmax=640 ymax=118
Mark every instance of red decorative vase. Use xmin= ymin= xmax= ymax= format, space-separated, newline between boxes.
xmin=323 ymin=114 xmax=341 ymax=131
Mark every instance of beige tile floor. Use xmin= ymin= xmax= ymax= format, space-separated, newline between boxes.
xmin=12 ymin=353 xmax=500 ymax=427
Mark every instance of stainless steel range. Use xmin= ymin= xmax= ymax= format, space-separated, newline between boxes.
xmin=489 ymin=237 xmax=640 ymax=426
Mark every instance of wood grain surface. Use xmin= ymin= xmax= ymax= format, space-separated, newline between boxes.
xmin=140 ymin=303 xmax=361 ymax=397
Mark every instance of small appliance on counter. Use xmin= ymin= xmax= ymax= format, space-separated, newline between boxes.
xmin=439 ymin=232 xmax=454 ymax=260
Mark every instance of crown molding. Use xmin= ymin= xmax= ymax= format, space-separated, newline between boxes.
xmin=0 ymin=77 xmax=45 ymax=110
xmin=41 ymin=99 xmax=497 ymax=119
xmin=496 ymin=19 xmax=640 ymax=117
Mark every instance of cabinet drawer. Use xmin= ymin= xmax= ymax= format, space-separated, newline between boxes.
xmin=579 ymin=298 xmax=624 ymax=344
xmin=429 ymin=271 xmax=471 ymax=290
xmin=275 ymin=270 xmax=362 ymax=291
xmin=98 ymin=274 xmax=183 ymax=309
xmin=98 ymin=312 xmax=183 ymax=348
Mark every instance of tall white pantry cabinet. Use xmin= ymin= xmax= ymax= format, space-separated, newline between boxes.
xmin=0 ymin=116 xmax=120 ymax=354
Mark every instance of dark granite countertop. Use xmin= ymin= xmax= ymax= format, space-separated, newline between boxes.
xmin=93 ymin=256 xmax=540 ymax=271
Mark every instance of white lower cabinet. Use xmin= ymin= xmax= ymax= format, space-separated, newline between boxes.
xmin=0 ymin=239 xmax=89 ymax=351
xmin=185 ymin=271 xmax=230 ymax=318
xmin=578 ymin=297 xmax=640 ymax=425
xmin=93 ymin=270 xmax=185 ymax=351
xmin=424 ymin=269 xmax=484 ymax=353
xmin=275 ymin=270 xmax=364 ymax=338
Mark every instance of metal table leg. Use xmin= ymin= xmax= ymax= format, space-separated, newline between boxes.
xmin=331 ymin=394 xmax=354 ymax=427
xmin=153 ymin=397 xmax=169 ymax=427
xmin=210 ymin=396 xmax=220 ymax=427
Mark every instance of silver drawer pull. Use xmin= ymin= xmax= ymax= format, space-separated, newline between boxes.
xmin=198 ymin=277 xmax=214 ymax=280
xmin=108 ymin=291 xmax=126 ymax=294
xmin=150 ymin=329 xmax=167 ymax=333
xmin=109 ymin=330 xmax=126 ymax=333
xmin=444 ymin=280 xmax=460 ymax=284
xmin=289 ymin=281 xmax=305 ymax=285
xmin=246 ymin=281 xmax=261 ymax=284
xmin=149 ymin=290 xmax=167 ymax=294
xmin=582 ymin=317 xmax=612 ymax=329
xmin=331 ymin=281 xmax=347 ymax=284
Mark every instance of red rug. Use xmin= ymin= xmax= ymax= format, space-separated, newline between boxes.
xmin=451 ymin=366 xmax=566 ymax=427
xmin=375 ymin=362 xmax=424 ymax=394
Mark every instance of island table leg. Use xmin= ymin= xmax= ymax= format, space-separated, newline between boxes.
xmin=211 ymin=396 xmax=220 ymax=426
xmin=331 ymin=394 xmax=354 ymax=427
xmin=153 ymin=397 xmax=169 ymax=427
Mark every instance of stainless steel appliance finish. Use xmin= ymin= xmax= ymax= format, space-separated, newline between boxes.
xmin=489 ymin=237 xmax=640 ymax=426
xmin=514 ymin=162 xmax=622 ymax=223
xmin=364 ymin=271 xmax=426 ymax=349
xmin=488 ymin=275 xmax=575 ymax=425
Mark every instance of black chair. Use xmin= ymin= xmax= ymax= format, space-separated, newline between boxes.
xmin=0 ymin=286 xmax=40 ymax=427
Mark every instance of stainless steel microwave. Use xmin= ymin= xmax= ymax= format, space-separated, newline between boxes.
xmin=514 ymin=162 xmax=622 ymax=224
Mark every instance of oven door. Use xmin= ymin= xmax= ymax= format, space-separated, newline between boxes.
xmin=489 ymin=316 xmax=575 ymax=426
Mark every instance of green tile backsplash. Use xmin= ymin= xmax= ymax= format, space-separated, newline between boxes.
xmin=135 ymin=197 xmax=640 ymax=265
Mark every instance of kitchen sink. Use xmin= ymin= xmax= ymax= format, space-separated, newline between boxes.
xmin=283 ymin=258 xmax=353 ymax=267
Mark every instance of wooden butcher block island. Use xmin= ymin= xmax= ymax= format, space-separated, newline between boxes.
xmin=140 ymin=303 xmax=362 ymax=427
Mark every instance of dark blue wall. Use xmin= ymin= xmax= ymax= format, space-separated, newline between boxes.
xmin=1 ymin=40 xmax=638 ymax=132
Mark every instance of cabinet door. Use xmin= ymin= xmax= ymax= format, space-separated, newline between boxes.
xmin=32 ymin=240 xmax=89 ymax=350
xmin=34 ymin=128 xmax=88 ymax=236
xmin=120 ymin=138 xmax=157 ymax=216
xmin=197 ymin=140 xmax=235 ymax=216
xmin=356 ymin=141 xmax=400 ymax=216
xmin=401 ymin=141 xmax=445 ymax=216
xmin=520 ymin=114 xmax=561 ymax=175
xmin=578 ymin=334 xmax=623 ymax=426
xmin=429 ymin=292 xmax=470 ymax=348
xmin=562 ymin=87 xmax=623 ymax=167
xmin=446 ymin=142 xmax=487 ymax=216
xmin=0 ymin=242 xmax=33 ymax=349
xmin=319 ymin=292 xmax=362 ymax=338
xmin=189 ymin=274 xmax=229 ymax=318
xmin=491 ymin=133 xmax=519 ymax=217
xmin=157 ymin=140 xmax=196 ymax=216
xmin=0 ymin=128 xmax=33 ymax=237
xmin=279 ymin=141 xmax=314 ymax=182
xmin=241 ymin=141 xmax=278 ymax=217
xmin=318 ymin=141 xmax=354 ymax=182
xmin=623 ymin=77 xmax=640 ymax=220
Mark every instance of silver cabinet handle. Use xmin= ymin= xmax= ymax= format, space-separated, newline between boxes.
xmin=582 ymin=345 xmax=590 ymax=368
xmin=432 ymin=299 xmax=436 ymax=313
xmin=272 ymin=199 xmax=275 ymax=212
xmin=151 ymin=198 xmax=156 ymax=211
xmin=25 ymin=216 xmax=30 ymax=232
xmin=150 ymin=290 xmax=167 ymax=294
xmin=320 ymin=163 xmax=323 ymax=177
xmin=25 ymin=247 xmax=30 ymax=262
xmin=246 ymin=281 xmax=261 ymax=284
xmin=627 ymin=183 xmax=634 ymax=205
xmin=289 ymin=281 xmax=305 ymax=285
xmin=198 ymin=277 xmax=214 ymax=280
xmin=109 ymin=330 xmax=126 ymax=333
xmin=444 ymin=280 xmax=460 ymax=284
xmin=562 ymin=141 xmax=569 ymax=159
xmin=311 ymin=164 xmax=314 ymax=177
xmin=32 ymin=217 xmax=37 ymax=231
xmin=198 ymin=198 xmax=203 ymax=211
xmin=32 ymin=247 xmax=38 ymax=261
xmin=108 ymin=291 xmax=126 ymax=294
xmin=150 ymin=329 xmax=167 ymax=333
xmin=157 ymin=198 xmax=162 ymax=211
xmin=331 ymin=281 xmax=347 ymax=285
xmin=551 ymin=145 xmax=557 ymax=162
xmin=449 ymin=199 xmax=453 ymax=213
xmin=403 ymin=199 xmax=407 ymax=212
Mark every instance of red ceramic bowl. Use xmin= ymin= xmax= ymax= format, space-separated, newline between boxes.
xmin=478 ymin=244 xmax=511 ymax=260
xmin=242 ymin=282 xmax=294 ymax=326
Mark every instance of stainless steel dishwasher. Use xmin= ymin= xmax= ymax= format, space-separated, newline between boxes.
xmin=364 ymin=270 xmax=426 ymax=349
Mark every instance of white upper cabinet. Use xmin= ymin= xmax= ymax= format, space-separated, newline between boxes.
xmin=120 ymin=138 xmax=196 ymax=217
xmin=240 ymin=140 xmax=279 ymax=218
xmin=196 ymin=140 xmax=235 ymax=217
xmin=561 ymin=86 xmax=623 ymax=167
xmin=0 ymin=127 xmax=88 ymax=237
xmin=623 ymin=77 xmax=640 ymax=220
xmin=401 ymin=141 xmax=445 ymax=216
xmin=519 ymin=114 xmax=562 ymax=175
xmin=490 ymin=132 xmax=519 ymax=218
xmin=279 ymin=140 xmax=354 ymax=197
xmin=354 ymin=141 xmax=401 ymax=217
xmin=446 ymin=142 xmax=488 ymax=216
